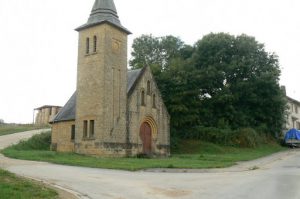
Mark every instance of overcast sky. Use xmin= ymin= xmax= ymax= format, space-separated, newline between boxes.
xmin=0 ymin=0 xmax=299 ymax=123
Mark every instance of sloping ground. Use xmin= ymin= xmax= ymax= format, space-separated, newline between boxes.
xmin=0 ymin=168 xmax=57 ymax=199
xmin=0 ymin=125 xmax=47 ymax=136
xmin=1 ymin=133 xmax=285 ymax=171
xmin=1 ymin=130 xmax=300 ymax=199
xmin=0 ymin=130 xmax=77 ymax=199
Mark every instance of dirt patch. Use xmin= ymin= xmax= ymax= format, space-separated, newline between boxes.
xmin=149 ymin=186 xmax=191 ymax=198
xmin=51 ymin=186 xmax=79 ymax=199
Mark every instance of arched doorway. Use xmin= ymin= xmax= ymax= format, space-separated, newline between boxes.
xmin=140 ymin=122 xmax=152 ymax=154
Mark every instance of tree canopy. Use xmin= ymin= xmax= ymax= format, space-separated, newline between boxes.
xmin=130 ymin=33 xmax=286 ymax=140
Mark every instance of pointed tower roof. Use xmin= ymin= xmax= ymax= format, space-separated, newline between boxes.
xmin=76 ymin=0 xmax=131 ymax=34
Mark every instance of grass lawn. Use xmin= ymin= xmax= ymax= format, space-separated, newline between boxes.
xmin=1 ymin=132 xmax=286 ymax=171
xmin=0 ymin=168 xmax=58 ymax=199
xmin=0 ymin=124 xmax=48 ymax=136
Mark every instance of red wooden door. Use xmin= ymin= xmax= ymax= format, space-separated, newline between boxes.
xmin=140 ymin=122 xmax=152 ymax=154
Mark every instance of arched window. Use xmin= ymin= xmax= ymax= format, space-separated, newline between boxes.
xmin=93 ymin=36 xmax=97 ymax=53
xmin=86 ymin=37 xmax=90 ymax=54
xmin=147 ymin=81 xmax=151 ymax=95
xmin=141 ymin=90 xmax=145 ymax=106
xmin=152 ymin=94 xmax=156 ymax=108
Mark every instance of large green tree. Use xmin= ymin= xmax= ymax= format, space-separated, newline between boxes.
xmin=130 ymin=33 xmax=286 ymax=138
xmin=193 ymin=33 xmax=285 ymax=136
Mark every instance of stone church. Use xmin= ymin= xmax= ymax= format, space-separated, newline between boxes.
xmin=50 ymin=0 xmax=170 ymax=157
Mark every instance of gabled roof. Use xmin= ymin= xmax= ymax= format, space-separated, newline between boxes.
xmin=50 ymin=92 xmax=77 ymax=123
xmin=75 ymin=0 xmax=131 ymax=34
xmin=127 ymin=67 xmax=146 ymax=94
xmin=51 ymin=69 xmax=143 ymax=123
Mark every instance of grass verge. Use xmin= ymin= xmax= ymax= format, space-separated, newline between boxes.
xmin=0 ymin=168 xmax=57 ymax=199
xmin=0 ymin=124 xmax=48 ymax=136
xmin=1 ymin=132 xmax=286 ymax=171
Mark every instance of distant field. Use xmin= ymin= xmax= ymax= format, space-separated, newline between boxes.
xmin=0 ymin=168 xmax=57 ymax=199
xmin=2 ymin=132 xmax=286 ymax=171
xmin=0 ymin=124 xmax=48 ymax=136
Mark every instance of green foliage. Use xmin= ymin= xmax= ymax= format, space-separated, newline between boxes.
xmin=130 ymin=33 xmax=286 ymax=142
xmin=192 ymin=33 xmax=286 ymax=137
xmin=0 ymin=169 xmax=57 ymax=199
xmin=2 ymin=138 xmax=285 ymax=171
xmin=181 ymin=126 xmax=271 ymax=148
xmin=8 ymin=131 xmax=51 ymax=151
xmin=130 ymin=34 xmax=186 ymax=72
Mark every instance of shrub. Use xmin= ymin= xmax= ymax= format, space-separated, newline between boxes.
xmin=232 ymin=128 xmax=260 ymax=148
xmin=183 ymin=126 xmax=235 ymax=146
xmin=10 ymin=131 xmax=51 ymax=151
xmin=181 ymin=126 xmax=266 ymax=148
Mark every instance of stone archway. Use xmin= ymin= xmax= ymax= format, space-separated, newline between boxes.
xmin=140 ymin=116 xmax=157 ymax=155
xmin=140 ymin=122 xmax=152 ymax=154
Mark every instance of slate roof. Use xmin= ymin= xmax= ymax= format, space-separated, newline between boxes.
xmin=51 ymin=68 xmax=143 ymax=123
xmin=75 ymin=0 xmax=131 ymax=34
xmin=51 ymin=92 xmax=77 ymax=123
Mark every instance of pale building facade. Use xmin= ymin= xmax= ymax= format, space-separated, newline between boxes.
xmin=285 ymin=96 xmax=300 ymax=130
xmin=51 ymin=0 xmax=170 ymax=157
xmin=35 ymin=105 xmax=61 ymax=125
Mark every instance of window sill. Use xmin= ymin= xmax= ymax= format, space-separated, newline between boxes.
xmin=82 ymin=137 xmax=95 ymax=141
xmin=85 ymin=52 xmax=97 ymax=56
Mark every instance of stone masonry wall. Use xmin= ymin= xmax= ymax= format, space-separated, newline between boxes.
xmin=75 ymin=23 xmax=128 ymax=156
xmin=127 ymin=67 xmax=170 ymax=156
xmin=51 ymin=121 xmax=75 ymax=152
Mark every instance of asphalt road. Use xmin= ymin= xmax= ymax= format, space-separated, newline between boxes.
xmin=1 ymin=130 xmax=300 ymax=199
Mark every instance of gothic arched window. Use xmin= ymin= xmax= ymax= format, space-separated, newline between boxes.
xmin=147 ymin=81 xmax=151 ymax=95
xmin=141 ymin=90 xmax=145 ymax=106
xmin=93 ymin=36 xmax=97 ymax=53
xmin=86 ymin=37 xmax=90 ymax=54
xmin=153 ymin=94 xmax=156 ymax=108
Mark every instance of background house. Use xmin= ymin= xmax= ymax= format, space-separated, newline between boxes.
xmin=285 ymin=96 xmax=300 ymax=130
xmin=34 ymin=105 xmax=61 ymax=125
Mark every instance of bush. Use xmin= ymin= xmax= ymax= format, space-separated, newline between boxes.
xmin=181 ymin=126 xmax=266 ymax=148
xmin=10 ymin=131 xmax=51 ymax=151
xmin=232 ymin=128 xmax=260 ymax=148
xmin=183 ymin=126 xmax=234 ymax=145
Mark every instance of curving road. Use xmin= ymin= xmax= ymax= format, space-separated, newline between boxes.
xmin=1 ymin=130 xmax=300 ymax=199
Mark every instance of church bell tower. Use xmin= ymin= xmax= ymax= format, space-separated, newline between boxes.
xmin=74 ymin=0 xmax=131 ymax=155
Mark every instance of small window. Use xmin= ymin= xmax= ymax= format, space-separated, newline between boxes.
xmin=89 ymin=120 xmax=95 ymax=138
xmin=83 ymin=120 xmax=88 ymax=138
xmin=93 ymin=36 xmax=97 ymax=53
xmin=296 ymin=106 xmax=298 ymax=114
xmin=147 ymin=81 xmax=151 ymax=95
xmin=49 ymin=108 xmax=52 ymax=115
xmin=86 ymin=37 xmax=90 ymax=54
xmin=153 ymin=94 xmax=156 ymax=108
xmin=71 ymin=125 xmax=75 ymax=141
xmin=141 ymin=90 xmax=145 ymax=106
